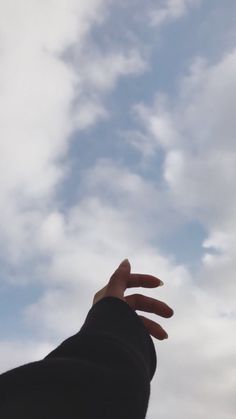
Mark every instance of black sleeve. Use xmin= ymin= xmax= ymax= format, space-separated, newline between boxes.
xmin=0 ymin=296 xmax=157 ymax=419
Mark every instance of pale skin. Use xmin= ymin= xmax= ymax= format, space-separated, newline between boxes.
xmin=93 ymin=258 xmax=174 ymax=340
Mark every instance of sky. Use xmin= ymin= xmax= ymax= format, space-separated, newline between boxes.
xmin=0 ymin=0 xmax=236 ymax=417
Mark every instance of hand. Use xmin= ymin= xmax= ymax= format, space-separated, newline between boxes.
xmin=92 ymin=259 xmax=174 ymax=340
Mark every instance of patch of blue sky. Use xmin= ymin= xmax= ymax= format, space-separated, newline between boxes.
xmin=156 ymin=220 xmax=206 ymax=272
xmin=0 ymin=279 xmax=44 ymax=339
xmin=0 ymin=252 xmax=52 ymax=339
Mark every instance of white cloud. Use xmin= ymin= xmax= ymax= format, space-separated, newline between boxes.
xmin=77 ymin=48 xmax=148 ymax=92
xmin=120 ymin=129 xmax=157 ymax=157
xmin=73 ymin=99 xmax=109 ymax=129
xmin=0 ymin=339 xmax=54 ymax=374
xmin=0 ymin=0 xmax=108 ymax=265
xmin=149 ymin=0 xmax=201 ymax=27
xmin=163 ymin=50 xmax=236 ymax=232
xmin=72 ymin=47 xmax=147 ymax=129
xmin=0 ymin=0 xmax=148 ymax=266
xmin=132 ymin=49 xmax=236 ymax=309
xmin=134 ymin=96 xmax=181 ymax=149
xmin=0 ymin=0 xmax=106 ymax=54
xmin=25 ymin=158 xmax=176 ymax=285
xmin=133 ymin=49 xmax=236 ymax=222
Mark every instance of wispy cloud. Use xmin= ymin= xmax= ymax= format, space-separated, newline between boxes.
xmin=148 ymin=0 xmax=201 ymax=27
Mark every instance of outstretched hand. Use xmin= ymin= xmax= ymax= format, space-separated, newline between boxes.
xmin=93 ymin=259 xmax=174 ymax=340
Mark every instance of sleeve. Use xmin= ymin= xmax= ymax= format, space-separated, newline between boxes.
xmin=0 ymin=296 xmax=157 ymax=419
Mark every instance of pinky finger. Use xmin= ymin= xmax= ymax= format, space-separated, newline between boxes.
xmin=138 ymin=315 xmax=168 ymax=340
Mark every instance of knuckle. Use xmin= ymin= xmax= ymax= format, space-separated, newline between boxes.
xmin=109 ymin=272 xmax=118 ymax=282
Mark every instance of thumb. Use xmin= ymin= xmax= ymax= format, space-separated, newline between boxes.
xmin=117 ymin=258 xmax=131 ymax=272
xmin=107 ymin=258 xmax=131 ymax=297
xmin=93 ymin=259 xmax=131 ymax=306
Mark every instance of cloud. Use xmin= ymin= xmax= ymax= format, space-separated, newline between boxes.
xmin=0 ymin=0 xmax=108 ymax=264
xmin=0 ymin=0 xmax=148 ymax=267
xmin=23 ymin=157 xmax=177 ymax=282
xmin=148 ymin=0 xmax=201 ymax=27
xmin=76 ymin=48 xmax=148 ymax=92
xmin=132 ymin=49 xmax=236 ymax=306
xmin=132 ymin=49 xmax=236 ymax=222
xmin=0 ymin=339 xmax=54 ymax=373
xmin=71 ymin=47 xmax=148 ymax=129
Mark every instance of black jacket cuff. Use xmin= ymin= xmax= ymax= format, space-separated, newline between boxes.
xmin=45 ymin=296 xmax=157 ymax=381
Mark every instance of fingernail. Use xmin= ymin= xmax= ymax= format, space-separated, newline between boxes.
xmin=119 ymin=258 xmax=130 ymax=268
xmin=159 ymin=280 xmax=164 ymax=286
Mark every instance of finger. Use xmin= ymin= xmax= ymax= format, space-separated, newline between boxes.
xmin=138 ymin=315 xmax=168 ymax=340
xmin=127 ymin=273 xmax=164 ymax=288
xmin=107 ymin=259 xmax=131 ymax=296
xmin=125 ymin=294 xmax=174 ymax=318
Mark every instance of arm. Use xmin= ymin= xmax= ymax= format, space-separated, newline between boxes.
xmin=0 ymin=259 xmax=173 ymax=419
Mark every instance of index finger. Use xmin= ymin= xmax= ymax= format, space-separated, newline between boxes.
xmin=127 ymin=273 xmax=164 ymax=288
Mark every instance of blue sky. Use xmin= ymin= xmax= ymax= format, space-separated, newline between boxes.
xmin=0 ymin=1 xmax=236 ymax=418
